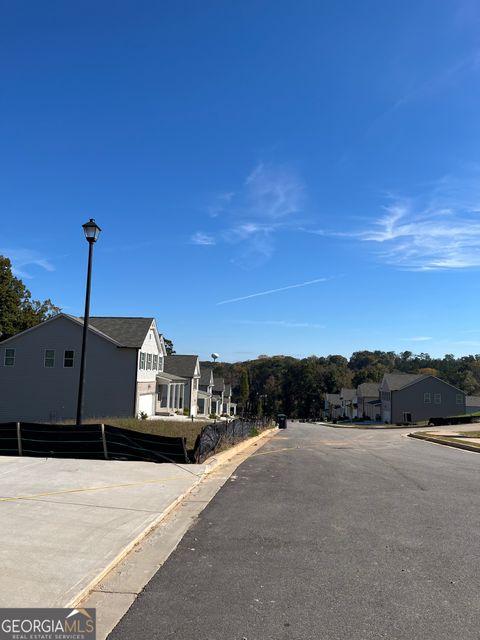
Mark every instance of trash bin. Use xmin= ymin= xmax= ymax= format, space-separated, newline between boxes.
xmin=277 ymin=414 xmax=287 ymax=429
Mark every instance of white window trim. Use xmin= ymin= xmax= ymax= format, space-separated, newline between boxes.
xmin=434 ymin=393 xmax=441 ymax=404
xmin=139 ymin=352 xmax=146 ymax=370
xmin=4 ymin=348 xmax=15 ymax=366
xmin=456 ymin=394 xmax=464 ymax=405
xmin=44 ymin=349 xmax=56 ymax=368
xmin=63 ymin=350 xmax=75 ymax=368
xmin=146 ymin=353 xmax=152 ymax=370
xmin=424 ymin=392 xmax=431 ymax=404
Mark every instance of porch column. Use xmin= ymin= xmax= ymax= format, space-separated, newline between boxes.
xmin=167 ymin=384 xmax=171 ymax=411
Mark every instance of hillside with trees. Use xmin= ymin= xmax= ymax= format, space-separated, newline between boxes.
xmin=203 ymin=350 xmax=480 ymax=419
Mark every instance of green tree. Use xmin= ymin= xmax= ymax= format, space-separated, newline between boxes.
xmin=239 ymin=368 xmax=250 ymax=413
xmin=163 ymin=337 xmax=175 ymax=355
xmin=0 ymin=256 xmax=60 ymax=340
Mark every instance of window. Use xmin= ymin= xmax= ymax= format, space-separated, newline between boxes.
xmin=4 ymin=348 xmax=15 ymax=366
xmin=64 ymin=350 xmax=75 ymax=368
xmin=147 ymin=353 xmax=152 ymax=370
xmin=139 ymin=352 xmax=146 ymax=370
xmin=158 ymin=356 xmax=163 ymax=372
xmin=456 ymin=394 xmax=464 ymax=405
xmin=434 ymin=393 xmax=441 ymax=404
xmin=424 ymin=393 xmax=431 ymax=404
xmin=44 ymin=350 xmax=55 ymax=368
xmin=153 ymin=354 xmax=158 ymax=370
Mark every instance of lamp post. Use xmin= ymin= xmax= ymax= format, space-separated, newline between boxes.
xmin=76 ymin=218 xmax=101 ymax=425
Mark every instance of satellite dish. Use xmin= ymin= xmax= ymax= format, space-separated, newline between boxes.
xmin=211 ymin=353 xmax=219 ymax=362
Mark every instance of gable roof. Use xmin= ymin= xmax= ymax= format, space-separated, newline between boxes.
xmin=88 ymin=317 xmax=154 ymax=348
xmin=381 ymin=373 xmax=426 ymax=391
xmin=357 ymin=382 xmax=380 ymax=397
xmin=325 ymin=393 xmax=340 ymax=403
xmin=200 ymin=368 xmax=214 ymax=386
xmin=0 ymin=313 xmax=122 ymax=347
xmin=340 ymin=388 xmax=356 ymax=401
xmin=224 ymin=383 xmax=232 ymax=396
xmin=213 ymin=377 xmax=225 ymax=393
xmin=164 ymin=355 xmax=199 ymax=378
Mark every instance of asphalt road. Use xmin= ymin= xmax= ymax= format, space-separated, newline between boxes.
xmin=108 ymin=423 xmax=480 ymax=640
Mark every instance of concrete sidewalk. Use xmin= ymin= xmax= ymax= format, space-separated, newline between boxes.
xmin=0 ymin=456 xmax=206 ymax=607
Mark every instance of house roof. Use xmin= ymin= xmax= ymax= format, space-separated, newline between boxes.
xmin=466 ymin=395 xmax=480 ymax=406
xmin=200 ymin=368 xmax=214 ymax=386
xmin=381 ymin=373 xmax=426 ymax=391
xmin=224 ymin=384 xmax=232 ymax=396
xmin=340 ymin=388 xmax=356 ymax=401
xmin=156 ymin=372 xmax=186 ymax=383
xmin=88 ymin=317 xmax=154 ymax=348
xmin=357 ymin=382 xmax=380 ymax=398
xmin=164 ymin=355 xmax=199 ymax=379
xmin=213 ymin=378 xmax=225 ymax=393
xmin=325 ymin=393 xmax=340 ymax=403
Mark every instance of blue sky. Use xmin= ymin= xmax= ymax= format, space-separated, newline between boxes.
xmin=2 ymin=0 xmax=480 ymax=361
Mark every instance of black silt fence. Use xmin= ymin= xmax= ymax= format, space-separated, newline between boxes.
xmin=193 ymin=417 xmax=270 ymax=463
xmin=428 ymin=415 xmax=480 ymax=427
xmin=0 ymin=422 xmax=189 ymax=464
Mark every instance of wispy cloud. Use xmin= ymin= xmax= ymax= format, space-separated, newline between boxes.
xmin=403 ymin=336 xmax=432 ymax=342
xmin=217 ymin=277 xmax=329 ymax=305
xmin=360 ymin=199 xmax=480 ymax=270
xmin=191 ymin=232 xmax=216 ymax=246
xmin=238 ymin=319 xmax=325 ymax=329
xmin=194 ymin=162 xmax=305 ymax=267
xmin=1 ymin=248 xmax=55 ymax=278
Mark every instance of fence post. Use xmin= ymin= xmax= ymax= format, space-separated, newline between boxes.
xmin=101 ymin=424 xmax=109 ymax=460
xmin=16 ymin=422 xmax=23 ymax=456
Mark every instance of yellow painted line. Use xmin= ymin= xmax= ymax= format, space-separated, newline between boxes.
xmin=0 ymin=473 xmax=203 ymax=503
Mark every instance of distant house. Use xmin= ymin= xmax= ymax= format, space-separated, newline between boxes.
xmin=324 ymin=393 xmax=341 ymax=420
xmin=197 ymin=367 xmax=214 ymax=416
xmin=379 ymin=373 xmax=466 ymax=424
xmin=356 ymin=382 xmax=380 ymax=420
xmin=466 ymin=396 xmax=480 ymax=414
xmin=222 ymin=384 xmax=237 ymax=416
xmin=211 ymin=377 xmax=225 ymax=416
xmin=164 ymin=355 xmax=201 ymax=417
xmin=340 ymin=388 xmax=357 ymax=419
xmin=0 ymin=313 xmax=172 ymax=422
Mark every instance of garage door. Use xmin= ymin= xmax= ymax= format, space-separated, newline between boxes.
xmin=138 ymin=394 xmax=154 ymax=417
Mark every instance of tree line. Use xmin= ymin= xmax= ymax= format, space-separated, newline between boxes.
xmin=204 ymin=349 xmax=480 ymax=419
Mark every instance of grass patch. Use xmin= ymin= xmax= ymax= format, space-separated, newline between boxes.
xmin=60 ymin=417 xmax=208 ymax=449
xmin=410 ymin=431 xmax=480 ymax=452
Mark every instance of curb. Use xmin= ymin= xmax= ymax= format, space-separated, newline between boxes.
xmin=202 ymin=427 xmax=278 ymax=472
xmin=70 ymin=426 xmax=278 ymax=607
xmin=408 ymin=432 xmax=480 ymax=454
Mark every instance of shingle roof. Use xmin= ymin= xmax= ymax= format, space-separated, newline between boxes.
xmin=88 ymin=317 xmax=154 ymax=348
xmin=224 ymin=384 xmax=232 ymax=396
xmin=340 ymin=388 xmax=356 ymax=401
xmin=157 ymin=371 xmax=186 ymax=383
xmin=325 ymin=393 xmax=340 ymax=403
xmin=466 ymin=395 xmax=480 ymax=406
xmin=213 ymin=378 xmax=225 ymax=393
xmin=200 ymin=368 xmax=213 ymax=386
xmin=356 ymin=382 xmax=380 ymax=398
xmin=164 ymin=355 xmax=199 ymax=378
xmin=382 ymin=373 xmax=426 ymax=391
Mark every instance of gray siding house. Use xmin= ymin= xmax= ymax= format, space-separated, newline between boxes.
xmin=379 ymin=373 xmax=466 ymax=424
xmin=466 ymin=396 xmax=480 ymax=414
xmin=163 ymin=355 xmax=201 ymax=417
xmin=340 ymin=388 xmax=357 ymax=419
xmin=0 ymin=313 xmax=168 ymax=422
xmin=356 ymin=382 xmax=380 ymax=420
xmin=323 ymin=393 xmax=341 ymax=420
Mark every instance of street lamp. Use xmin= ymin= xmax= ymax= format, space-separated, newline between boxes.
xmin=76 ymin=218 xmax=101 ymax=425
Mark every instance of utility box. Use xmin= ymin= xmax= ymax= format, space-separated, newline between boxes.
xmin=277 ymin=414 xmax=287 ymax=429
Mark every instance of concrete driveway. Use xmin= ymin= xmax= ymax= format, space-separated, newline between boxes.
xmin=0 ymin=455 xmax=205 ymax=607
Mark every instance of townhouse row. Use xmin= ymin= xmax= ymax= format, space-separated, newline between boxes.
xmin=324 ymin=373 xmax=480 ymax=424
xmin=0 ymin=314 xmax=236 ymax=422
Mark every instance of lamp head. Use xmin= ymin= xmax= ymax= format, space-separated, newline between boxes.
xmin=82 ymin=218 xmax=101 ymax=243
